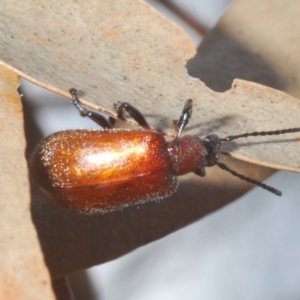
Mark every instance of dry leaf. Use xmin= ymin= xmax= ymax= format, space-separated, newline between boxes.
xmin=0 ymin=0 xmax=300 ymax=278
xmin=0 ymin=65 xmax=55 ymax=299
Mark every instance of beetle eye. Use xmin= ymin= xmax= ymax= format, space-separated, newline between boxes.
xmin=203 ymin=134 xmax=221 ymax=166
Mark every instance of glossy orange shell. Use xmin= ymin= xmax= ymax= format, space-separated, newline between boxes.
xmin=30 ymin=130 xmax=177 ymax=214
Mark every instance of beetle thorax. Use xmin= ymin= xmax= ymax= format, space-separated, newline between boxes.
xmin=167 ymin=134 xmax=221 ymax=176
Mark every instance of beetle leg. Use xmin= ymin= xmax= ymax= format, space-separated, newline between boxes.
xmin=69 ymin=88 xmax=113 ymax=129
xmin=114 ymin=101 xmax=151 ymax=129
xmin=173 ymin=99 xmax=193 ymax=139
xmin=193 ymin=167 xmax=206 ymax=177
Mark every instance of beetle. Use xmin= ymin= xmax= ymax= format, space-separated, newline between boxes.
xmin=29 ymin=88 xmax=300 ymax=214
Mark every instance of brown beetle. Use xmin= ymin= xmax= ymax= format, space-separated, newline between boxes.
xmin=29 ymin=89 xmax=300 ymax=214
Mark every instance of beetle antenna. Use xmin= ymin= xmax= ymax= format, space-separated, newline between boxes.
xmin=217 ymin=162 xmax=282 ymax=196
xmin=221 ymin=127 xmax=300 ymax=142
xmin=218 ymin=126 xmax=300 ymax=195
